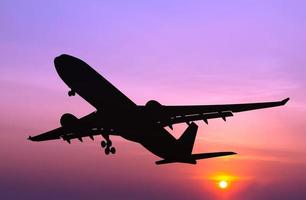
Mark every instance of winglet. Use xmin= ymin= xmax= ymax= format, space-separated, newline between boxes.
xmin=281 ymin=97 xmax=290 ymax=105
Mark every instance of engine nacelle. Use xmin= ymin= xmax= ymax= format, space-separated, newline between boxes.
xmin=145 ymin=100 xmax=166 ymax=119
xmin=60 ymin=113 xmax=78 ymax=128
xmin=145 ymin=100 xmax=162 ymax=110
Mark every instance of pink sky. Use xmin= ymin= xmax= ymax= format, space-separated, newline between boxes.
xmin=1 ymin=1 xmax=306 ymax=199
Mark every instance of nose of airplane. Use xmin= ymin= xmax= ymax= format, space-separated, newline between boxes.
xmin=54 ymin=54 xmax=85 ymax=85
xmin=54 ymin=54 xmax=67 ymax=68
xmin=54 ymin=54 xmax=72 ymax=81
xmin=54 ymin=55 xmax=61 ymax=65
xmin=54 ymin=54 xmax=72 ymax=74
xmin=54 ymin=55 xmax=63 ymax=71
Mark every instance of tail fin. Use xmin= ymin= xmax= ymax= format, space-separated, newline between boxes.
xmin=177 ymin=122 xmax=198 ymax=154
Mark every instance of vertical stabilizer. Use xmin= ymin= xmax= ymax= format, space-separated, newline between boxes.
xmin=178 ymin=122 xmax=198 ymax=154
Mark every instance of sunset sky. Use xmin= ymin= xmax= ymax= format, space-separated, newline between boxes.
xmin=1 ymin=1 xmax=306 ymax=199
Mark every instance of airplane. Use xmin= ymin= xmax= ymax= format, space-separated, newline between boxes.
xmin=28 ymin=54 xmax=289 ymax=165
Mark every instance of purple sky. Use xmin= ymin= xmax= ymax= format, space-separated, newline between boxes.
xmin=1 ymin=1 xmax=306 ymax=199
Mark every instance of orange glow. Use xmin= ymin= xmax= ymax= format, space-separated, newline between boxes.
xmin=212 ymin=174 xmax=237 ymax=182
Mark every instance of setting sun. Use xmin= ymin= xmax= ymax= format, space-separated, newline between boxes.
xmin=210 ymin=174 xmax=235 ymax=190
xmin=218 ymin=180 xmax=228 ymax=189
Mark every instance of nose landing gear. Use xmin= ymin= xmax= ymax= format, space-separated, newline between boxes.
xmin=68 ymin=90 xmax=76 ymax=96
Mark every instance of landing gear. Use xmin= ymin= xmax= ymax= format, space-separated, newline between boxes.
xmin=100 ymin=134 xmax=116 ymax=155
xmin=101 ymin=140 xmax=107 ymax=148
xmin=105 ymin=148 xmax=110 ymax=155
xmin=110 ymin=147 xmax=116 ymax=154
xmin=68 ymin=90 xmax=75 ymax=96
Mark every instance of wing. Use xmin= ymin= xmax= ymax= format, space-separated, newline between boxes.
xmin=28 ymin=127 xmax=64 ymax=141
xmin=152 ymin=98 xmax=289 ymax=127
xmin=28 ymin=112 xmax=116 ymax=143
xmin=28 ymin=127 xmax=108 ymax=143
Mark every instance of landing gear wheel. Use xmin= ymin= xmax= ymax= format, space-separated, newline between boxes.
xmin=105 ymin=148 xmax=110 ymax=155
xmin=68 ymin=90 xmax=75 ymax=96
xmin=101 ymin=140 xmax=107 ymax=148
xmin=110 ymin=147 xmax=116 ymax=154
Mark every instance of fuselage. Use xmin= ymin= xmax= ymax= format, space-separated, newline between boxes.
xmin=54 ymin=54 xmax=179 ymax=159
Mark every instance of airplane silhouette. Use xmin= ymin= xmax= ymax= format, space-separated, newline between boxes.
xmin=28 ymin=54 xmax=289 ymax=165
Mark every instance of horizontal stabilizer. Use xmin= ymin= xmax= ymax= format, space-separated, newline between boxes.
xmin=155 ymin=151 xmax=236 ymax=165
xmin=155 ymin=159 xmax=197 ymax=165
xmin=191 ymin=151 xmax=236 ymax=160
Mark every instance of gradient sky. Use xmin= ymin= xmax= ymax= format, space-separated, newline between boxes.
xmin=1 ymin=0 xmax=306 ymax=199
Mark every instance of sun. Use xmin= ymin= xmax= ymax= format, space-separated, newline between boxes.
xmin=218 ymin=180 xmax=228 ymax=189
xmin=211 ymin=174 xmax=235 ymax=190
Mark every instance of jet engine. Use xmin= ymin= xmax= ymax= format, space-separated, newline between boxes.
xmin=145 ymin=100 xmax=162 ymax=110
xmin=60 ymin=113 xmax=78 ymax=128
xmin=145 ymin=100 xmax=167 ymax=120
